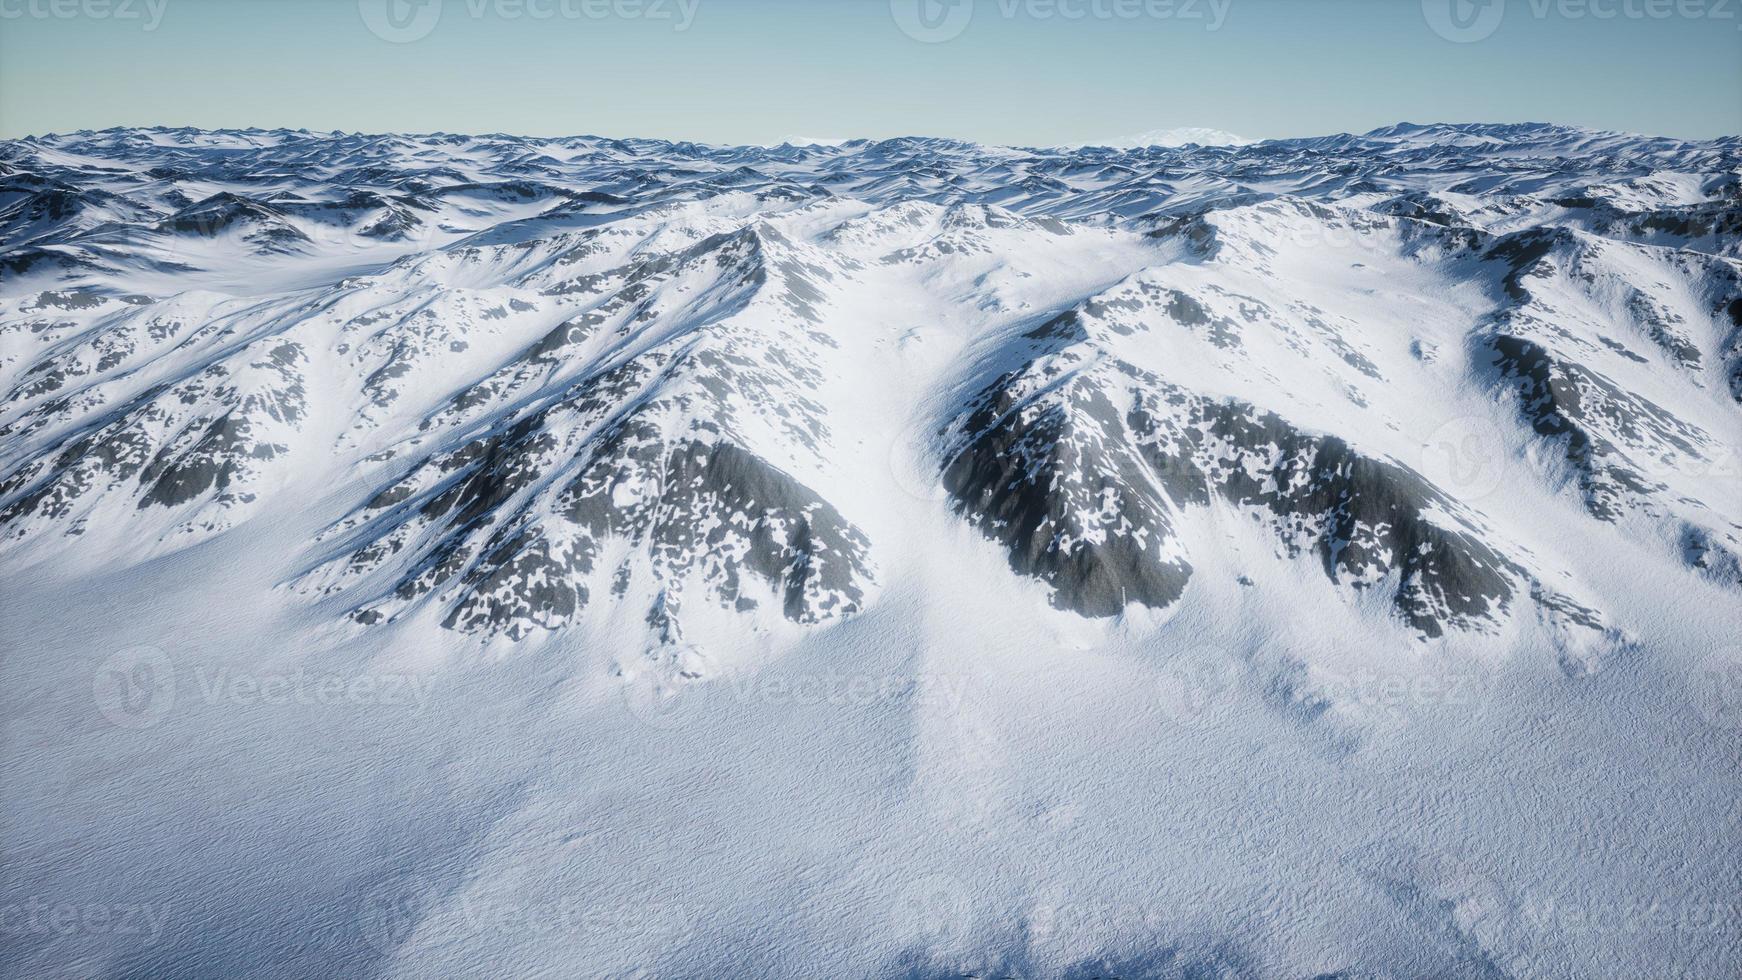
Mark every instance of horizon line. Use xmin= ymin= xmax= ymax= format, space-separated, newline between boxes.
xmin=9 ymin=120 xmax=1735 ymax=149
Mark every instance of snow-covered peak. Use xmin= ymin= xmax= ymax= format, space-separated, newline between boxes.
xmin=1093 ymin=126 xmax=1254 ymax=148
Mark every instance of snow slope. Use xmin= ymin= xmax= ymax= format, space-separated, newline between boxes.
xmin=2 ymin=124 xmax=1740 ymax=978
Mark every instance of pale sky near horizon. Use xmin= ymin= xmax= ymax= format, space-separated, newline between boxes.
xmin=1 ymin=0 xmax=1737 ymax=143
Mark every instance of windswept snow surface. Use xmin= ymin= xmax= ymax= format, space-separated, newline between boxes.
xmin=3 ymin=123 xmax=1741 ymax=978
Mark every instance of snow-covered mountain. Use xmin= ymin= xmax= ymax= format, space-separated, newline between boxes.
xmin=1075 ymin=126 xmax=1254 ymax=148
xmin=3 ymin=124 xmax=1739 ymax=978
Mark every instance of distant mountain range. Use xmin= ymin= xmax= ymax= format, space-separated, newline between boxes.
xmin=5 ymin=121 xmax=1736 ymax=645
xmin=1071 ymin=126 xmax=1253 ymax=148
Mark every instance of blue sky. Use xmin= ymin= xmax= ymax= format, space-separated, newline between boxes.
xmin=1 ymin=0 xmax=1737 ymax=142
